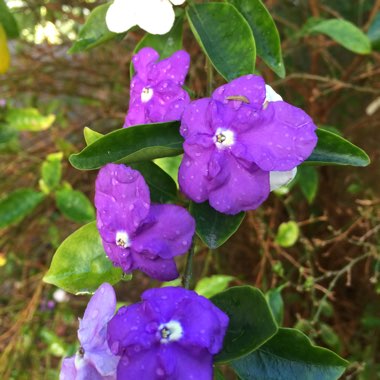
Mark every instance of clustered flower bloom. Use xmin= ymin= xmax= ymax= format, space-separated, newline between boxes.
xmin=178 ymin=75 xmax=318 ymax=214
xmin=106 ymin=0 xmax=185 ymax=35
xmin=107 ymin=286 xmax=229 ymax=379
xmin=95 ymin=163 xmax=195 ymax=281
xmin=124 ymin=47 xmax=190 ymax=128
xmin=60 ymin=283 xmax=119 ymax=380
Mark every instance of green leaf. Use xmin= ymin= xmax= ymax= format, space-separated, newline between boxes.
xmin=68 ymin=3 xmax=122 ymax=54
xmin=275 ymin=221 xmax=299 ymax=248
xmin=129 ymin=161 xmax=177 ymax=203
xmin=211 ymin=286 xmax=278 ymax=363
xmin=306 ymin=128 xmax=370 ymax=166
xmin=190 ymin=201 xmax=245 ymax=249
xmin=0 ymin=188 xmax=45 ymax=228
xmin=298 ymin=166 xmax=319 ymax=204
xmin=154 ymin=155 xmax=182 ymax=186
xmin=84 ymin=126 xmax=103 ymax=145
xmin=231 ymin=328 xmax=348 ymax=380
xmin=40 ymin=152 xmax=63 ymax=193
xmin=195 ymin=275 xmax=235 ymax=299
xmin=308 ymin=19 xmax=371 ymax=55
xmin=44 ymin=221 xmax=122 ymax=294
xmin=228 ymin=0 xmax=285 ymax=78
xmin=0 ymin=0 xmax=19 ymax=38
xmin=131 ymin=14 xmax=184 ymax=77
xmin=187 ymin=3 xmax=256 ymax=81
xmin=6 ymin=108 xmax=55 ymax=131
xmin=55 ymin=188 xmax=95 ymax=223
xmin=69 ymin=122 xmax=184 ymax=170
xmin=368 ymin=12 xmax=380 ymax=51
xmin=265 ymin=285 xmax=286 ymax=326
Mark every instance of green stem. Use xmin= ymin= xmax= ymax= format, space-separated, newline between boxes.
xmin=182 ymin=239 xmax=196 ymax=289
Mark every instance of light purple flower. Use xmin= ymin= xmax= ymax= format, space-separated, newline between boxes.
xmin=178 ymin=75 xmax=318 ymax=215
xmin=95 ymin=163 xmax=195 ymax=281
xmin=107 ymin=286 xmax=229 ymax=380
xmin=124 ymin=47 xmax=190 ymax=127
xmin=60 ymin=283 xmax=119 ymax=380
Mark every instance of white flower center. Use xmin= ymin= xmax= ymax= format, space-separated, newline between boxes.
xmin=115 ymin=231 xmax=131 ymax=249
xmin=141 ymin=87 xmax=154 ymax=103
xmin=214 ymin=128 xmax=235 ymax=149
xmin=159 ymin=320 xmax=183 ymax=344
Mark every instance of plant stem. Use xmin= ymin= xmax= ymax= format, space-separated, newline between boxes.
xmin=182 ymin=239 xmax=196 ymax=289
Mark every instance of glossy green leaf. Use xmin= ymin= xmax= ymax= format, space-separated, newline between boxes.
xmin=154 ymin=155 xmax=182 ymax=186
xmin=0 ymin=0 xmax=19 ymax=38
xmin=55 ymin=188 xmax=95 ymax=223
xmin=228 ymin=0 xmax=285 ymax=77
xmin=44 ymin=222 xmax=122 ymax=294
xmin=211 ymin=286 xmax=278 ymax=363
xmin=187 ymin=3 xmax=256 ymax=81
xmin=195 ymin=275 xmax=235 ymax=299
xmin=275 ymin=221 xmax=299 ymax=248
xmin=129 ymin=161 xmax=177 ymax=203
xmin=40 ymin=152 xmax=63 ymax=193
xmin=84 ymin=126 xmax=103 ymax=145
xmin=309 ymin=19 xmax=371 ymax=55
xmin=306 ymin=128 xmax=370 ymax=166
xmin=0 ymin=188 xmax=45 ymax=228
xmin=265 ymin=285 xmax=286 ymax=326
xmin=69 ymin=3 xmax=122 ymax=54
xmin=131 ymin=14 xmax=184 ymax=77
xmin=298 ymin=165 xmax=319 ymax=204
xmin=6 ymin=108 xmax=55 ymax=131
xmin=190 ymin=201 xmax=245 ymax=249
xmin=368 ymin=12 xmax=380 ymax=51
xmin=232 ymin=328 xmax=348 ymax=380
xmin=214 ymin=367 xmax=227 ymax=380
xmin=70 ymin=122 xmax=184 ymax=170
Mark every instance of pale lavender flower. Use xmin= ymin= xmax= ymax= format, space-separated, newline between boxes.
xmin=124 ymin=47 xmax=190 ymax=127
xmin=107 ymin=287 xmax=229 ymax=379
xmin=178 ymin=75 xmax=318 ymax=214
xmin=60 ymin=283 xmax=119 ymax=380
xmin=95 ymin=164 xmax=195 ymax=281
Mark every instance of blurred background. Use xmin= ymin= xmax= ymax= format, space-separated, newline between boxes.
xmin=0 ymin=0 xmax=379 ymax=379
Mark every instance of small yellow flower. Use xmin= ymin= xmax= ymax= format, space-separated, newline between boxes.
xmin=0 ymin=24 xmax=10 ymax=74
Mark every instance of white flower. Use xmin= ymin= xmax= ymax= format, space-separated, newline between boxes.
xmin=106 ymin=0 xmax=186 ymax=35
xmin=270 ymin=168 xmax=297 ymax=191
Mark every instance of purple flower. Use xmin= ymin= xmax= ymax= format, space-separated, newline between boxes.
xmin=95 ymin=163 xmax=195 ymax=281
xmin=107 ymin=287 xmax=229 ymax=379
xmin=178 ymin=75 xmax=318 ymax=215
xmin=125 ymin=47 xmax=190 ymax=127
xmin=60 ymin=283 xmax=119 ymax=380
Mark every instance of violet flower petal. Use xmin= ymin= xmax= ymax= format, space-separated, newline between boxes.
xmin=159 ymin=344 xmax=213 ymax=380
xmin=132 ymin=253 xmax=179 ymax=281
xmin=208 ymin=156 xmax=270 ymax=215
xmin=150 ymin=50 xmax=190 ymax=85
xmin=132 ymin=204 xmax=195 ymax=259
xmin=107 ymin=303 xmax=157 ymax=354
xmin=212 ymin=75 xmax=266 ymax=110
xmin=242 ymin=101 xmax=318 ymax=171
xmin=60 ymin=357 xmax=76 ymax=380
xmin=178 ymin=143 xmax=213 ymax=203
xmin=146 ymin=81 xmax=190 ymax=123
xmin=132 ymin=47 xmax=160 ymax=82
xmin=180 ymin=98 xmax=214 ymax=139
xmin=116 ymin=348 xmax=160 ymax=379
xmin=78 ymin=283 xmax=116 ymax=348
xmin=95 ymin=164 xmax=150 ymax=234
